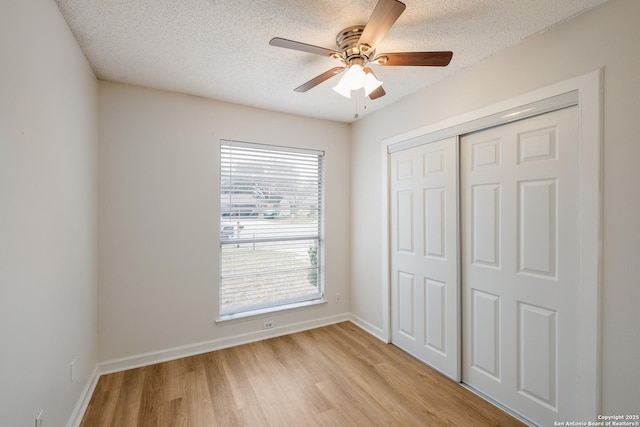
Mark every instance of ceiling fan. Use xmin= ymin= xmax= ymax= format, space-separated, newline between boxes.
xmin=269 ymin=0 xmax=453 ymax=100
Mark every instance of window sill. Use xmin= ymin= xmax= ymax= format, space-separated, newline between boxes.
xmin=216 ymin=298 xmax=327 ymax=324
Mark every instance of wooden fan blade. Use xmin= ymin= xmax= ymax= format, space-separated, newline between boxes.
xmin=364 ymin=67 xmax=380 ymax=77
xmin=269 ymin=37 xmax=339 ymax=57
xmin=368 ymin=85 xmax=386 ymax=100
xmin=358 ymin=0 xmax=406 ymax=50
xmin=294 ymin=67 xmax=345 ymax=92
xmin=374 ymin=51 xmax=453 ymax=67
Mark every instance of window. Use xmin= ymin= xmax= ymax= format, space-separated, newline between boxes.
xmin=219 ymin=140 xmax=325 ymax=317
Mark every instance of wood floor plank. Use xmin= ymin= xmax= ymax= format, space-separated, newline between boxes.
xmin=80 ymin=322 xmax=526 ymax=427
xmin=81 ymin=371 xmax=124 ymax=427
xmin=181 ymin=358 xmax=216 ymax=427
xmin=218 ymin=345 xmax=269 ymax=425
xmin=161 ymin=397 xmax=187 ymax=427
xmin=161 ymin=359 xmax=186 ymax=402
xmin=201 ymin=351 xmax=243 ymax=426
xmin=137 ymin=364 xmax=165 ymax=427
xmin=110 ymin=368 xmax=146 ymax=426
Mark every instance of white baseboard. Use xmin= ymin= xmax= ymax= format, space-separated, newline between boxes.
xmin=349 ymin=313 xmax=388 ymax=343
xmin=66 ymin=364 xmax=100 ymax=427
xmin=99 ymin=313 xmax=350 ymax=375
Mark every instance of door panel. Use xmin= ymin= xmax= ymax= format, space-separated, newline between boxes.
xmin=471 ymin=183 xmax=501 ymax=267
xmin=461 ymin=107 xmax=579 ymax=425
xmin=424 ymin=187 xmax=445 ymax=258
xmin=518 ymin=179 xmax=557 ymax=276
xmin=398 ymin=271 xmax=415 ymax=339
xmin=471 ymin=289 xmax=501 ymax=380
xmin=425 ymin=278 xmax=446 ymax=354
xmin=518 ymin=302 xmax=557 ymax=408
xmin=390 ymin=137 xmax=459 ymax=380
xmin=397 ymin=191 xmax=415 ymax=253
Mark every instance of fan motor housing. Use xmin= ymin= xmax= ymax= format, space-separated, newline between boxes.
xmin=336 ymin=25 xmax=374 ymax=62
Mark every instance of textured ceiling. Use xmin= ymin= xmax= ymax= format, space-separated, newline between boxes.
xmin=54 ymin=0 xmax=608 ymax=123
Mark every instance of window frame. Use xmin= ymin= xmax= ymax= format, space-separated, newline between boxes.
xmin=217 ymin=139 xmax=326 ymax=321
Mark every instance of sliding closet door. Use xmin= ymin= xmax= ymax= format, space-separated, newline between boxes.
xmin=390 ymin=136 xmax=460 ymax=380
xmin=460 ymin=107 xmax=579 ymax=425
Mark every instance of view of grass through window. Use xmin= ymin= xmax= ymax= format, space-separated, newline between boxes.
xmin=219 ymin=140 xmax=324 ymax=316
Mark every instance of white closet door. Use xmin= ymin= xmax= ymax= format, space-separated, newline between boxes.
xmin=390 ymin=136 xmax=460 ymax=380
xmin=461 ymin=107 xmax=579 ymax=425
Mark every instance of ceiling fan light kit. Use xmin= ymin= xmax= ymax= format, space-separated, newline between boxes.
xmin=331 ymin=57 xmax=384 ymax=98
xmin=269 ymin=0 xmax=453 ymax=101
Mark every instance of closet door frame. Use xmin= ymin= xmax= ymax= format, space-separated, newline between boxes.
xmin=380 ymin=70 xmax=602 ymax=420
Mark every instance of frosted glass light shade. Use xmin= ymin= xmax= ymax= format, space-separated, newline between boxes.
xmin=342 ymin=64 xmax=366 ymax=90
xmin=333 ymin=80 xmax=351 ymax=98
xmin=363 ymin=73 xmax=383 ymax=96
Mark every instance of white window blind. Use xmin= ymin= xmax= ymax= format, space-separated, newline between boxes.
xmin=219 ymin=140 xmax=324 ymax=316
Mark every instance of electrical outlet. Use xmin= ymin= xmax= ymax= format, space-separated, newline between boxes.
xmin=263 ymin=320 xmax=274 ymax=330
xmin=70 ymin=359 xmax=76 ymax=383
xmin=35 ymin=409 xmax=43 ymax=427
xmin=335 ymin=293 xmax=342 ymax=304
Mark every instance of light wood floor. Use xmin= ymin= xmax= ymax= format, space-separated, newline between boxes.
xmin=81 ymin=322 xmax=525 ymax=426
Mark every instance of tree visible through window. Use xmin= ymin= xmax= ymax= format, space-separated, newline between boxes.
xmin=219 ymin=140 xmax=324 ymax=316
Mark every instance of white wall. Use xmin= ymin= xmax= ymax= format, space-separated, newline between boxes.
xmin=351 ymin=0 xmax=640 ymax=416
xmin=98 ymin=81 xmax=351 ymax=362
xmin=0 ymin=0 xmax=98 ymax=426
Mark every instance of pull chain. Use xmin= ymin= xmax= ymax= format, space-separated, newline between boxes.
xmin=354 ymin=93 xmax=359 ymax=119
xmin=354 ymin=91 xmax=369 ymax=120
